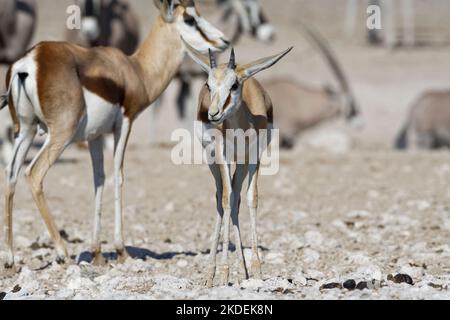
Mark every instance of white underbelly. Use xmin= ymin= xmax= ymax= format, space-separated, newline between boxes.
xmin=73 ymin=89 xmax=121 ymax=142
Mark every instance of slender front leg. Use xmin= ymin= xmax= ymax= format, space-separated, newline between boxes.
xmin=219 ymin=162 xmax=232 ymax=286
xmin=88 ymin=137 xmax=106 ymax=266
xmin=247 ymin=164 xmax=262 ymax=279
xmin=113 ymin=116 xmax=132 ymax=262
xmin=204 ymin=164 xmax=224 ymax=288
xmin=231 ymin=164 xmax=249 ymax=283
xmin=4 ymin=125 xmax=36 ymax=269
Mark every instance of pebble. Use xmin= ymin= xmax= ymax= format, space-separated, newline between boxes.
xmin=343 ymin=279 xmax=356 ymax=290
xmin=320 ymin=283 xmax=342 ymax=290
xmin=356 ymin=281 xmax=369 ymax=290
xmin=388 ymin=274 xmax=414 ymax=285
xmin=12 ymin=285 xmax=21 ymax=293
xmin=177 ymin=260 xmax=189 ymax=268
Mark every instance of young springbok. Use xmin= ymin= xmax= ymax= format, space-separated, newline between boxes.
xmin=1 ymin=0 xmax=229 ymax=270
xmin=65 ymin=0 xmax=140 ymax=56
xmin=184 ymin=41 xmax=292 ymax=286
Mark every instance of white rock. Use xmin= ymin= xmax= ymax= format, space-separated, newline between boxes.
xmin=240 ymin=278 xmax=265 ymax=290
xmin=356 ymin=265 xmax=383 ymax=281
xmin=67 ymin=277 xmax=95 ymax=291
xmin=292 ymin=272 xmax=307 ymax=286
xmin=177 ymin=260 xmax=189 ymax=268
xmin=304 ymin=231 xmax=323 ymax=247
xmin=65 ymin=265 xmax=81 ymax=278
xmin=304 ymin=269 xmax=324 ymax=280
xmin=261 ymin=277 xmax=294 ymax=292
xmin=264 ymin=252 xmax=285 ymax=265
xmin=302 ymin=248 xmax=320 ymax=263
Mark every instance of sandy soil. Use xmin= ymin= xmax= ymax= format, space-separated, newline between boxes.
xmin=0 ymin=0 xmax=449 ymax=300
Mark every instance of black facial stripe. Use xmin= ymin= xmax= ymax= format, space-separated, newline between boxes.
xmin=222 ymin=94 xmax=232 ymax=112
xmin=183 ymin=13 xmax=197 ymax=26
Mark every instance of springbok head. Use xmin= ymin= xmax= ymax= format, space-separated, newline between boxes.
xmin=220 ymin=0 xmax=275 ymax=42
xmin=154 ymin=0 xmax=229 ymax=53
xmin=185 ymin=41 xmax=292 ymax=124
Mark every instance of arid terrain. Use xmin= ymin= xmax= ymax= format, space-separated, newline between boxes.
xmin=0 ymin=0 xmax=449 ymax=300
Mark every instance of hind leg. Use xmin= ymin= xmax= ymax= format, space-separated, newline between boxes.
xmin=113 ymin=116 xmax=132 ymax=262
xmin=24 ymin=127 xmax=77 ymax=263
xmin=4 ymin=124 xmax=36 ymax=269
xmin=88 ymin=137 xmax=107 ymax=266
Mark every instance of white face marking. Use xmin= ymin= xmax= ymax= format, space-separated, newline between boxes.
xmin=177 ymin=7 xmax=228 ymax=54
xmin=206 ymin=68 xmax=242 ymax=124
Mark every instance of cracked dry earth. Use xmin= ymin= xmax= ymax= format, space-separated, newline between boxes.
xmin=0 ymin=143 xmax=449 ymax=300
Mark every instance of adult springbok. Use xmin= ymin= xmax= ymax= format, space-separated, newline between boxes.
xmin=65 ymin=0 xmax=140 ymax=55
xmin=167 ymin=0 xmax=275 ymax=120
xmin=0 ymin=0 xmax=229 ymax=270
xmin=184 ymin=41 xmax=292 ymax=286
xmin=264 ymin=23 xmax=360 ymax=149
xmin=395 ymin=90 xmax=450 ymax=150
xmin=0 ymin=0 xmax=37 ymax=164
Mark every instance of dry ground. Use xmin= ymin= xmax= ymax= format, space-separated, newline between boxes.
xmin=0 ymin=0 xmax=449 ymax=299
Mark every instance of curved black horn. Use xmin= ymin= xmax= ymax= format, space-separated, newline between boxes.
xmin=228 ymin=48 xmax=236 ymax=69
xmin=209 ymin=49 xmax=217 ymax=69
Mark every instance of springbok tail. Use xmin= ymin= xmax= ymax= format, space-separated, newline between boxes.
xmin=4 ymin=73 xmax=22 ymax=136
xmin=395 ymin=123 xmax=409 ymax=150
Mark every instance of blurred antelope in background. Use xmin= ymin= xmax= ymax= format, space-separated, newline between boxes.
xmin=66 ymin=0 xmax=140 ymax=55
xmin=1 ymin=0 xmax=228 ymax=271
xmin=345 ymin=0 xmax=415 ymax=47
xmin=185 ymin=41 xmax=292 ymax=287
xmin=0 ymin=0 xmax=37 ymax=164
xmin=266 ymin=23 xmax=360 ymax=149
xmin=396 ymin=91 xmax=450 ymax=150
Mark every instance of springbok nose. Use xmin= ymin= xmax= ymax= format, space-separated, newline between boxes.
xmin=209 ymin=110 xmax=220 ymax=118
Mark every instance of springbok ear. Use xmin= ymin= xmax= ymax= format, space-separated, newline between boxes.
xmin=238 ymin=47 xmax=293 ymax=80
xmin=179 ymin=0 xmax=195 ymax=7
xmin=154 ymin=0 xmax=175 ymax=22
xmin=181 ymin=37 xmax=211 ymax=73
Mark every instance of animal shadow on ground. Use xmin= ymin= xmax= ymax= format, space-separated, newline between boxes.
xmin=77 ymin=246 xmax=198 ymax=264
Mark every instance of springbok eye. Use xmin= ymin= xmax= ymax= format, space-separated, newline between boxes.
xmin=184 ymin=15 xmax=196 ymax=27
xmin=231 ymin=81 xmax=239 ymax=91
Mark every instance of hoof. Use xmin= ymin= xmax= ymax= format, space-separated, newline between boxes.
xmin=116 ymin=248 xmax=129 ymax=263
xmin=251 ymin=262 xmax=262 ymax=279
xmin=56 ymin=254 xmax=69 ymax=265
xmin=220 ymin=266 xmax=230 ymax=286
xmin=2 ymin=263 xmax=18 ymax=277
xmin=92 ymin=252 xmax=107 ymax=266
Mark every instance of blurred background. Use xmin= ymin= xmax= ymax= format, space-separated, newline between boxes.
xmin=2 ymin=0 xmax=450 ymax=151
